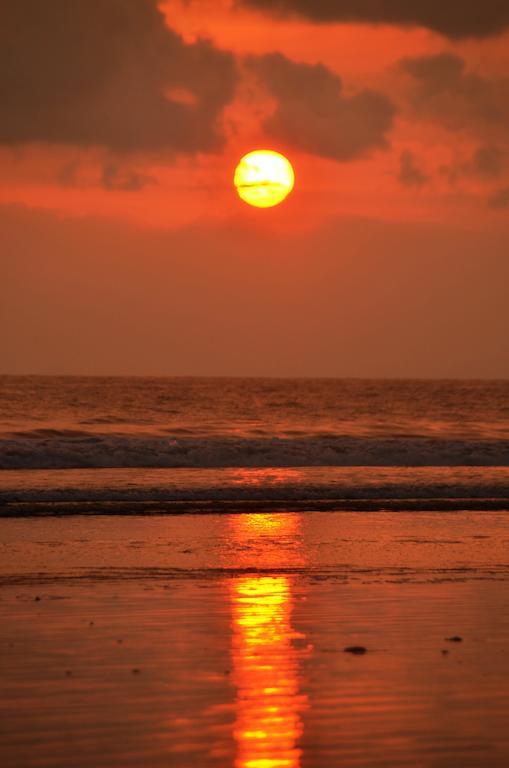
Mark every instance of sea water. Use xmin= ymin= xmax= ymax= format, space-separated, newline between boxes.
xmin=1 ymin=376 xmax=508 ymax=510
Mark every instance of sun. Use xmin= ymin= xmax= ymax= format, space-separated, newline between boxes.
xmin=234 ymin=150 xmax=295 ymax=208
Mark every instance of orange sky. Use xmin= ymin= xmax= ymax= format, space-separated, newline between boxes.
xmin=1 ymin=0 xmax=508 ymax=376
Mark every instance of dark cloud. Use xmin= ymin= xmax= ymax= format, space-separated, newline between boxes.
xmin=57 ymin=161 xmax=82 ymax=187
xmin=57 ymin=159 xmax=156 ymax=190
xmin=488 ymin=186 xmax=509 ymax=209
xmin=239 ymin=0 xmax=509 ymax=39
xmin=398 ymin=151 xmax=428 ymax=187
xmin=440 ymin=145 xmax=506 ymax=185
xmin=398 ymin=53 xmax=509 ymax=132
xmin=470 ymin=145 xmax=506 ymax=178
xmin=0 ymin=0 xmax=237 ymax=153
xmin=247 ymin=53 xmax=395 ymax=161
xmin=101 ymin=163 xmax=156 ymax=191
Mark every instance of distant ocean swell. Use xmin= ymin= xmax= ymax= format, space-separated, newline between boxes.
xmin=1 ymin=432 xmax=509 ymax=469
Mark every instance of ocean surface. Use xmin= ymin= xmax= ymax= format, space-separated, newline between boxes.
xmin=0 ymin=376 xmax=508 ymax=512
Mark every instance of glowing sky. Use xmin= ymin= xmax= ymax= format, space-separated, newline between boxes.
xmin=1 ymin=0 xmax=508 ymax=376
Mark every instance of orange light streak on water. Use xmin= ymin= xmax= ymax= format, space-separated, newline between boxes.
xmin=229 ymin=514 xmax=309 ymax=768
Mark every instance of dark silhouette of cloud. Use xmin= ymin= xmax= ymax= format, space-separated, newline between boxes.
xmin=488 ymin=186 xmax=509 ymax=209
xmin=100 ymin=163 xmax=157 ymax=191
xmin=0 ymin=0 xmax=237 ymax=153
xmin=238 ymin=0 xmax=509 ymax=39
xmin=57 ymin=161 xmax=82 ymax=188
xmin=247 ymin=53 xmax=395 ymax=161
xmin=398 ymin=53 xmax=509 ymax=132
xmin=57 ymin=159 xmax=156 ymax=190
xmin=470 ymin=145 xmax=506 ymax=178
xmin=398 ymin=151 xmax=428 ymax=187
xmin=440 ymin=145 xmax=506 ymax=184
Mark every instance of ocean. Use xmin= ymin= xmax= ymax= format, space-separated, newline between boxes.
xmin=1 ymin=375 xmax=508 ymax=513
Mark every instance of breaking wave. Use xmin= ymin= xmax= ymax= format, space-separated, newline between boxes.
xmin=1 ymin=431 xmax=509 ymax=469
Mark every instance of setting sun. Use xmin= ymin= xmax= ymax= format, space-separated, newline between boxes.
xmin=234 ymin=150 xmax=295 ymax=208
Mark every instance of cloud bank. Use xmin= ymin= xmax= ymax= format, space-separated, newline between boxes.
xmin=239 ymin=0 xmax=509 ymax=39
xmin=0 ymin=0 xmax=237 ymax=153
xmin=398 ymin=53 xmax=509 ymax=133
xmin=488 ymin=186 xmax=509 ymax=209
xmin=247 ymin=53 xmax=395 ymax=161
xmin=398 ymin=151 xmax=428 ymax=187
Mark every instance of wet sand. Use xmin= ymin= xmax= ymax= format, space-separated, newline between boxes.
xmin=1 ymin=511 xmax=509 ymax=767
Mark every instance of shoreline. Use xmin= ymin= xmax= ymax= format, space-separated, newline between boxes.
xmin=1 ymin=465 xmax=508 ymax=515
xmin=2 ymin=497 xmax=509 ymax=515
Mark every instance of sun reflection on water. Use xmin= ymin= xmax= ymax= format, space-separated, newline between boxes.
xmin=229 ymin=514 xmax=309 ymax=768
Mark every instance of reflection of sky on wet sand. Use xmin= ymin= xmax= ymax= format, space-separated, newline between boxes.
xmin=227 ymin=511 xmax=306 ymax=571
xmin=3 ymin=513 xmax=509 ymax=767
xmin=228 ymin=469 xmax=305 ymax=486
xmin=229 ymin=514 xmax=310 ymax=768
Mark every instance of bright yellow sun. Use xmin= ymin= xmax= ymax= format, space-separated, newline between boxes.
xmin=234 ymin=150 xmax=295 ymax=208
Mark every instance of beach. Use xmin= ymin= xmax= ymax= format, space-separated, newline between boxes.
xmin=2 ymin=509 xmax=509 ymax=767
xmin=1 ymin=376 xmax=509 ymax=766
